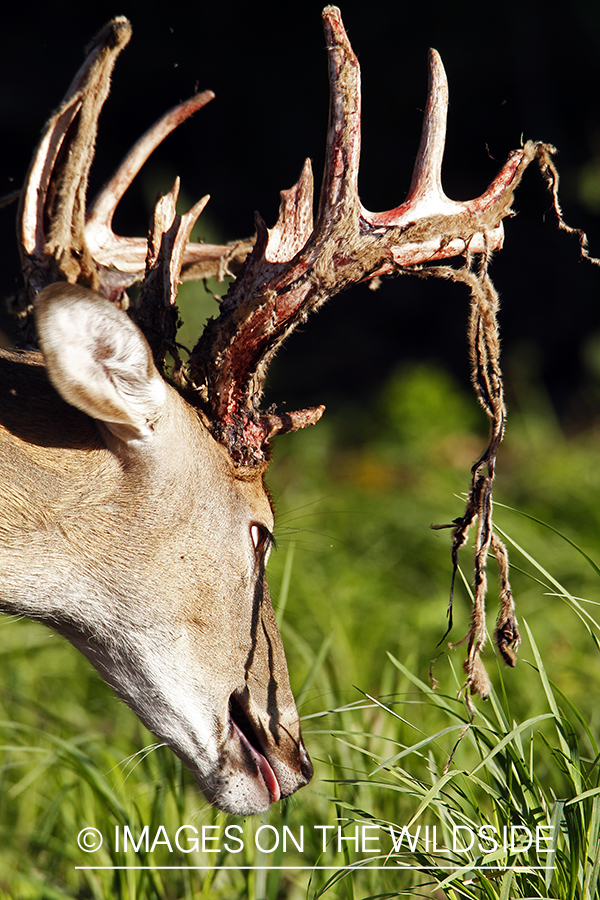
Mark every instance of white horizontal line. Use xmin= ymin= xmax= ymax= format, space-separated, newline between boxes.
xmin=75 ymin=865 xmax=557 ymax=871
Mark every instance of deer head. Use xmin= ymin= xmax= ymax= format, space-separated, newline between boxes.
xmin=1 ymin=7 xmax=540 ymax=813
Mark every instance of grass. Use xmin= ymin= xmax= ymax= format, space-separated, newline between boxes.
xmin=1 ymin=362 xmax=599 ymax=898
xmin=301 ymin=625 xmax=600 ymax=899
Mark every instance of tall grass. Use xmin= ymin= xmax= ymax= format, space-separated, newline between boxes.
xmin=302 ymin=623 xmax=600 ymax=899
xmin=1 ymin=364 xmax=599 ymax=898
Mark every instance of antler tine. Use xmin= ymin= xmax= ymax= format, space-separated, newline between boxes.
xmin=85 ymin=92 xmax=215 ymax=262
xmin=84 ymin=90 xmax=254 ymax=286
xmin=18 ymin=17 xmax=132 ymax=298
xmin=265 ymin=158 xmax=315 ymax=263
xmin=84 ymin=88 xmax=253 ymax=289
xmin=362 ymin=46 xmax=528 ymax=253
xmin=134 ymin=179 xmax=210 ymax=376
xmin=406 ymin=49 xmax=449 ymax=210
xmin=315 ymin=5 xmax=361 ymax=230
xmin=18 ymin=96 xmax=82 ymax=271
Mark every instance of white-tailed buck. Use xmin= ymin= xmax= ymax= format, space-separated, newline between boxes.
xmin=1 ymin=6 xmax=547 ymax=813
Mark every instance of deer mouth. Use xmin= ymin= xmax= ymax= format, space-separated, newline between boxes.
xmin=229 ymin=695 xmax=281 ymax=802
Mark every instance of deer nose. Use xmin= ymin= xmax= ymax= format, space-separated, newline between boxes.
xmin=298 ymin=740 xmax=314 ymax=785
xmin=277 ymin=737 xmax=313 ymax=800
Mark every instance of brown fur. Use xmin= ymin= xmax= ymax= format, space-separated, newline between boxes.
xmin=0 ymin=335 xmax=311 ymax=815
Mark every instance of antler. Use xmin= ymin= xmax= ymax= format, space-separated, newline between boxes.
xmin=187 ymin=6 xmax=540 ymax=466
xmin=16 ymin=7 xmax=544 ymax=469
xmin=16 ymin=17 xmax=252 ymax=314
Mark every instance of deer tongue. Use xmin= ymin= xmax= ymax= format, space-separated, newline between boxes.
xmin=233 ymin=721 xmax=281 ymax=802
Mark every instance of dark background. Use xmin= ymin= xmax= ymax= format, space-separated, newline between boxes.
xmin=1 ymin=0 xmax=599 ymax=429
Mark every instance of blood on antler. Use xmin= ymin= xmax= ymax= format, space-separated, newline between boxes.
xmin=188 ymin=10 xmax=543 ymax=468
xmin=15 ymin=6 xmax=566 ymax=696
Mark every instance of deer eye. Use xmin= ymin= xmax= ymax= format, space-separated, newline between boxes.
xmin=250 ymin=523 xmax=273 ymax=560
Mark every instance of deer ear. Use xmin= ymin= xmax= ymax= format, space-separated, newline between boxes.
xmin=34 ymin=283 xmax=167 ymax=443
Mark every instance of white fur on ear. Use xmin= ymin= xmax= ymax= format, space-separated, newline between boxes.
xmin=34 ymin=283 xmax=167 ymax=442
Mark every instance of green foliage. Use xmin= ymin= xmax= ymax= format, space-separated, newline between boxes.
xmin=1 ymin=362 xmax=599 ymax=898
